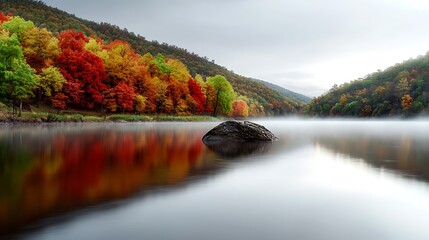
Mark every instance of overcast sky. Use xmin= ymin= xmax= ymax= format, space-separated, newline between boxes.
xmin=40 ymin=0 xmax=429 ymax=97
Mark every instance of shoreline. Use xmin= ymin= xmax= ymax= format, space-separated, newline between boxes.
xmin=0 ymin=112 xmax=221 ymax=124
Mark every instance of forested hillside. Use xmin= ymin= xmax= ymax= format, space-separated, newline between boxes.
xmin=305 ymin=53 xmax=429 ymax=117
xmin=0 ymin=0 xmax=302 ymax=116
xmin=0 ymin=13 xmax=244 ymax=117
xmin=251 ymin=78 xmax=312 ymax=103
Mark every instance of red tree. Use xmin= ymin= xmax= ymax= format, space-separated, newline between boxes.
xmin=102 ymin=81 xmax=135 ymax=112
xmin=102 ymin=88 xmax=118 ymax=112
xmin=58 ymin=30 xmax=87 ymax=51
xmin=0 ymin=11 xmax=10 ymax=23
xmin=57 ymin=30 xmax=107 ymax=109
xmin=114 ymin=81 xmax=135 ymax=112
xmin=51 ymin=93 xmax=68 ymax=110
xmin=188 ymin=78 xmax=206 ymax=113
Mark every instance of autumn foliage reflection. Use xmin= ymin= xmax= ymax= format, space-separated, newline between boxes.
xmin=0 ymin=127 xmax=216 ymax=235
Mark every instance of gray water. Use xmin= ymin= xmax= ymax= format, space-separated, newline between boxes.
xmin=1 ymin=120 xmax=429 ymax=240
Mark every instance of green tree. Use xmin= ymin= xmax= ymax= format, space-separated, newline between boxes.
xmin=154 ymin=53 xmax=171 ymax=75
xmin=373 ymin=101 xmax=392 ymax=117
xmin=342 ymin=100 xmax=361 ymax=116
xmin=411 ymin=100 xmax=424 ymax=113
xmin=206 ymin=75 xmax=235 ymax=116
xmin=330 ymin=103 xmax=343 ymax=116
xmin=0 ymin=32 xmax=37 ymax=116
xmin=1 ymin=16 xmax=34 ymax=40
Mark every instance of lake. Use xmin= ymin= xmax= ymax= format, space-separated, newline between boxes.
xmin=1 ymin=119 xmax=429 ymax=240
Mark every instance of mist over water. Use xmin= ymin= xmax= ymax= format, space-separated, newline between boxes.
xmin=1 ymin=119 xmax=429 ymax=240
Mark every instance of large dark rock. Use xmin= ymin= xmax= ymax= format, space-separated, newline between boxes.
xmin=202 ymin=121 xmax=278 ymax=143
xmin=202 ymin=121 xmax=277 ymax=158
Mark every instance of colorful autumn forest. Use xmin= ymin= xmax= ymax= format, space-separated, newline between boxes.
xmin=305 ymin=53 xmax=429 ymax=117
xmin=3 ymin=0 xmax=429 ymax=119
xmin=0 ymin=12 xmax=259 ymax=117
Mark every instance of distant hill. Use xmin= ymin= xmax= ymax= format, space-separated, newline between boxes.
xmin=304 ymin=52 xmax=429 ymax=117
xmin=251 ymin=79 xmax=312 ymax=104
xmin=1 ymin=0 xmax=302 ymax=115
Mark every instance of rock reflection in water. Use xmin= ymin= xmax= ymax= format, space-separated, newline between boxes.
xmin=203 ymin=140 xmax=272 ymax=158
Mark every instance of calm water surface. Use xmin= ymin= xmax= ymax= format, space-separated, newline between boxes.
xmin=1 ymin=120 xmax=429 ymax=240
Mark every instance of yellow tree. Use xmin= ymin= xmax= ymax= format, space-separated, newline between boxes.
xmin=20 ymin=27 xmax=60 ymax=72
xmin=339 ymin=94 xmax=349 ymax=105
xmin=194 ymin=74 xmax=205 ymax=90
xmin=37 ymin=66 xmax=66 ymax=97
xmin=85 ymin=37 xmax=108 ymax=60
xmin=154 ymin=77 xmax=168 ymax=112
xmin=401 ymin=94 xmax=413 ymax=112
xmin=135 ymin=94 xmax=147 ymax=114
xmin=102 ymin=40 xmax=142 ymax=86
xmin=167 ymin=59 xmax=191 ymax=83
xmin=396 ymin=70 xmax=411 ymax=96
xmin=136 ymin=74 xmax=157 ymax=113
